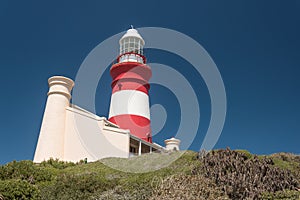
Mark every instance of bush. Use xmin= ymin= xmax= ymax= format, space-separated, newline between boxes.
xmin=261 ymin=190 xmax=300 ymax=200
xmin=196 ymin=148 xmax=299 ymax=199
xmin=235 ymin=149 xmax=253 ymax=159
xmin=40 ymin=172 xmax=113 ymax=200
xmin=150 ymin=174 xmax=229 ymax=200
xmin=0 ymin=179 xmax=41 ymax=200
xmin=40 ymin=158 xmax=75 ymax=169
xmin=0 ymin=160 xmax=52 ymax=183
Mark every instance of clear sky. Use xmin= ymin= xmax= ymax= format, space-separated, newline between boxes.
xmin=0 ymin=0 xmax=299 ymax=164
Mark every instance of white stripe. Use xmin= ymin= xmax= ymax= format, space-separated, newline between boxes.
xmin=109 ymin=90 xmax=150 ymax=119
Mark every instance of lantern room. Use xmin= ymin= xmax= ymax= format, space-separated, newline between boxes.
xmin=118 ymin=27 xmax=146 ymax=64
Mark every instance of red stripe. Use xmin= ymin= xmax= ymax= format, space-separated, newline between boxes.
xmin=110 ymin=62 xmax=152 ymax=81
xmin=111 ymin=80 xmax=150 ymax=94
xmin=110 ymin=62 xmax=151 ymax=95
xmin=109 ymin=114 xmax=152 ymax=143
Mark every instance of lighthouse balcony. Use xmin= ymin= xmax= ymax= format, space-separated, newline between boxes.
xmin=118 ymin=52 xmax=146 ymax=64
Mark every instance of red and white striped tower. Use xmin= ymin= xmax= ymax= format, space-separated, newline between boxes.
xmin=108 ymin=27 xmax=152 ymax=143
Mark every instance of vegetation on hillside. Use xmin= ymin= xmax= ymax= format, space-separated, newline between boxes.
xmin=0 ymin=149 xmax=299 ymax=200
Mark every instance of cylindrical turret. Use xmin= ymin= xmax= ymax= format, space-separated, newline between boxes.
xmin=34 ymin=76 xmax=74 ymax=162
xmin=164 ymin=137 xmax=181 ymax=151
xmin=108 ymin=28 xmax=152 ymax=143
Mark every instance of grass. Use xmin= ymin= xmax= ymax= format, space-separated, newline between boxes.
xmin=0 ymin=150 xmax=299 ymax=200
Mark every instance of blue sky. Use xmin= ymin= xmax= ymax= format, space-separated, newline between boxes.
xmin=0 ymin=0 xmax=299 ymax=164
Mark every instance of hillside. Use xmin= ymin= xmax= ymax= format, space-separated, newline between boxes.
xmin=0 ymin=149 xmax=299 ymax=200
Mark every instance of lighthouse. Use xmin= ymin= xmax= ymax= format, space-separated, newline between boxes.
xmin=108 ymin=28 xmax=152 ymax=143
xmin=33 ymin=27 xmax=181 ymax=163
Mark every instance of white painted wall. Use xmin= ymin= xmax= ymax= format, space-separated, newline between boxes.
xmin=34 ymin=76 xmax=156 ymax=163
xmin=63 ymin=107 xmax=130 ymax=162
xmin=34 ymin=76 xmax=74 ymax=163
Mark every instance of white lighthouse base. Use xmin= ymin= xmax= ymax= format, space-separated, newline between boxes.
xmin=33 ymin=76 xmax=173 ymax=163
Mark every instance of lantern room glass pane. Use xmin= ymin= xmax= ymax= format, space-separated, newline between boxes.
xmin=120 ymin=37 xmax=144 ymax=55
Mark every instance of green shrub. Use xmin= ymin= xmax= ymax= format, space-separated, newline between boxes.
xmin=235 ymin=149 xmax=253 ymax=159
xmin=40 ymin=158 xmax=75 ymax=169
xmin=0 ymin=160 xmax=52 ymax=183
xmin=40 ymin=172 xmax=114 ymax=200
xmin=0 ymin=179 xmax=41 ymax=200
xmin=261 ymin=190 xmax=300 ymax=200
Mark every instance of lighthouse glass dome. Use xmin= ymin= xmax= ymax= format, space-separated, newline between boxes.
xmin=119 ymin=28 xmax=145 ymax=64
xmin=120 ymin=37 xmax=143 ymax=55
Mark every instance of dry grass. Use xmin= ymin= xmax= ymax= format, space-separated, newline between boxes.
xmin=150 ymin=173 xmax=229 ymax=200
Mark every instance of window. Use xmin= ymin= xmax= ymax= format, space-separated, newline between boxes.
xmin=130 ymin=146 xmax=137 ymax=154
xmin=120 ymin=37 xmax=144 ymax=55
